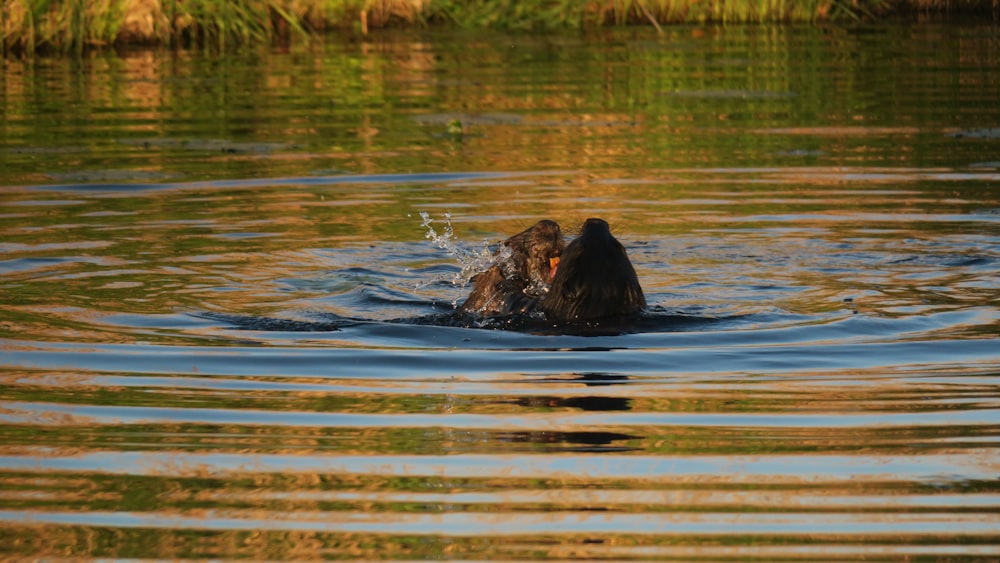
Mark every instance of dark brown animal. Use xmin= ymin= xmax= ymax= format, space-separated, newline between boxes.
xmin=459 ymin=220 xmax=564 ymax=317
xmin=539 ymin=218 xmax=645 ymax=323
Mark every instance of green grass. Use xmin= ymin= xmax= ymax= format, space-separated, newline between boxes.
xmin=1 ymin=0 xmax=996 ymax=54
xmin=3 ymin=0 xmax=122 ymax=53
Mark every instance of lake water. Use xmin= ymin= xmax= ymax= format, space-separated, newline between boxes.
xmin=2 ymin=23 xmax=999 ymax=560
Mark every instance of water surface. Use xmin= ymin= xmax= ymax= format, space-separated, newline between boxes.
xmin=1 ymin=23 xmax=999 ymax=560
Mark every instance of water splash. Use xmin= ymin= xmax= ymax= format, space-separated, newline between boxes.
xmin=417 ymin=212 xmax=557 ymax=311
xmin=418 ymin=211 xmax=499 ymax=286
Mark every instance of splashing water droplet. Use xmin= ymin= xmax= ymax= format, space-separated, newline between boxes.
xmin=417 ymin=211 xmax=499 ymax=288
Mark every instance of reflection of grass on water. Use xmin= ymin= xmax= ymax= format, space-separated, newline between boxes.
xmin=3 ymin=0 xmax=993 ymax=53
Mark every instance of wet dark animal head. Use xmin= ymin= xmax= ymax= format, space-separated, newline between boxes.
xmin=459 ymin=219 xmax=564 ymax=316
xmin=503 ymin=219 xmax=564 ymax=287
xmin=539 ymin=218 xmax=645 ymax=323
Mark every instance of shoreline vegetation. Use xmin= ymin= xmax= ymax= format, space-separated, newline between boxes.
xmin=2 ymin=0 xmax=997 ymax=54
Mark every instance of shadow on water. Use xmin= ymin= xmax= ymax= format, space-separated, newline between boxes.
xmin=194 ymin=305 xmax=753 ymax=338
xmin=486 ymin=375 xmax=639 ymax=453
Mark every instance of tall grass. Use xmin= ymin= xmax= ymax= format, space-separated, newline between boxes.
xmin=2 ymin=0 xmax=123 ymax=53
xmin=595 ymin=0 xmax=901 ymax=25
xmin=168 ymin=0 xmax=308 ymax=49
xmin=1 ymin=0 xmax=313 ymax=53
xmin=1 ymin=0 xmax=995 ymax=54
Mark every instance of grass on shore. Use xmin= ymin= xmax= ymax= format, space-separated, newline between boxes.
xmin=2 ymin=0 xmax=996 ymax=54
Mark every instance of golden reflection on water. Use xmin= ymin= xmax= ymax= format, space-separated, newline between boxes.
xmin=2 ymin=24 xmax=1000 ymax=561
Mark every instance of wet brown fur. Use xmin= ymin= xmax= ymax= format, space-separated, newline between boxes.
xmin=459 ymin=219 xmax=564 ymax=316
xmin=538 ymin=218 xmax=645 ymax=322
xmin=459 ymin=218 xmax=646 ymax=323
